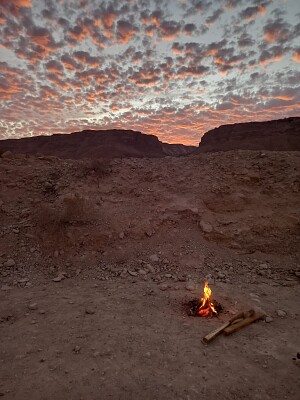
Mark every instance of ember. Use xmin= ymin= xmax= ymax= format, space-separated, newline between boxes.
xmin=187 ymin=281 xmax=222 ymax=317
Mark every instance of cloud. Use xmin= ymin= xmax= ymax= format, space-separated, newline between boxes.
xmin=61 ymin=54 xmax=81 ymax=70
xmin=73 ymin=51 xmax=100 ymax=67
xmin=293 ymin=48 xmax=300 ymax=62
xmin=264 ymin=18 xmax=291 ymax=43
xmin=116 ymin=20 xmax=138 ymax=43
xmin=183 ymin=23 xmax=197 ymax=35
xmin=45 ymin=59 xmax=64 ymax=75
xmin=206 ymin=8 xmax=224 ymax=25
xmin=7 ymin=0 xmax=31 ymax=7
xmin=238 ymin=32 xmax=254 ymax=47
xmin=158 ymin=20 xmax=181 ymax=40
xmin=259 ymin=45 xmax=286 ymax=65
xmin=239 ymin=4 xmax=266 ymax=21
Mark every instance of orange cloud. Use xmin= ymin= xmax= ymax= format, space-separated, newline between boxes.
xmin=293 ymin=50 xmax=300 ymax=62
xmin=259 ymin=56 xmax=282 ymax=66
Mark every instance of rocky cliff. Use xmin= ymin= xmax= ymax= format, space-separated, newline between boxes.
xmin=198 ymin=117 xmax=300 ymax=152
xmin=0 ymin=129 xmax=195 ymax=159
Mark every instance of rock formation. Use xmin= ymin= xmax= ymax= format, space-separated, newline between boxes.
xmin=0 ymin=129 xmax=195 ymax=159
xmin=198 ymin=117 xmax=300 ymax=152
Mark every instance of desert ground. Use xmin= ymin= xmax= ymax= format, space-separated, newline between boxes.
xmin=0 ymin=150 xmax=299 ymax=399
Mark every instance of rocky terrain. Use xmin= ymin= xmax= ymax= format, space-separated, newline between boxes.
xmin=0 ymin=129 xmax=195 ymax=159
xmin=0 ymin=149 xmax=299 ymax=399
xmin=198 ymin=117 xmax=300 ymax=152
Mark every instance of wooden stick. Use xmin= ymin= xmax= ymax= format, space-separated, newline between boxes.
xmin=223 ymin=311 xmax=265 ymax=335
xmin=203 ymin=311 xmax=248 ymax=343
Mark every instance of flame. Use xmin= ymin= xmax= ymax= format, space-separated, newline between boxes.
xmin=197 ymin=281 xmax=218 ymax=317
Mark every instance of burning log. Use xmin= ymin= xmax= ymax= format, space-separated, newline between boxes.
xmin=187 ymin=281 xmax=222 ymax=317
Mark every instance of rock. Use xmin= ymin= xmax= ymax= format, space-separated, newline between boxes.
xmin=159 ymin=283 xmax=168 ymax=291
xmin=199 ymin=220 xmax=213 ymax=233
xmin=185 ymin=282 xmax=196 ymax=291
xmin=265 ymin=316 xmax=273 ymax=323
xmin=18 ymin=278 xmax=29 ymax=284
xmin=146 ymin=264 xmax=155 ymax=273
xmin=128 ymin=270 xmax=138 ymax=277
xmin=85 ymin=308 xmax=96 ymax=315
xmin=119 ymin=232 xmax=125 ymax=239
xmin=165 ymin=274 xmax=172 ymax=278
xmin=276 ymin=310 xmax=287 ymax=317
xmin=44 ymin=181 xmax=53 ymax=189
xmin=1 ymin=150 xmax=13 ymax=159
xmin=205 ymin=275 xmax=214 ymax=285
xmin=53 ymin=250 xmax=59 ymax=258
xmin=1 ymin=285 xmax=12 ymax=291
xmin=73 ymin=345 xmax=81 ymax=354
xmin=28 ymin=303 xmax=38 ymax=310
xmin=138 ymin=269 xmax=147 ymax=275
xmin=217 ymin=272 xmax=226 ymax=279
xmin=4 ymin=259 xmax=15 ymax=268
xmin=258 ymin=263 xmax=268 ymax=269
xmin=149 ymin=254 xmax=159 ymax=262
xmin=52 ymin=276 xmax=63 ymax=282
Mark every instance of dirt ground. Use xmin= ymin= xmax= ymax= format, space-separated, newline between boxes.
xmin=0 ymin=150 xmax=299 ymax=399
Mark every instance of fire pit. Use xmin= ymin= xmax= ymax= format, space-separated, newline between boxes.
xmin=187 ymin=281 xmax=223 ymax=317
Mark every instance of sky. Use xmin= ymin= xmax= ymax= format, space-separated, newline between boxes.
xmin=0 ymin=0 xmax=299 ymax=145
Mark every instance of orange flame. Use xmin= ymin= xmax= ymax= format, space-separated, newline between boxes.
xmin=197 ymin=281 xmax=218 ymax=317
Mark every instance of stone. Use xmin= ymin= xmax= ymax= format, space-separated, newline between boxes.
xmin=119 ymin=232 xmax=125 ymax=239
xmin=4 ymin=259 xmax=15 ymax=268
xmin=18 ymin=278 xmax=29 ymax=283
xmin=28 ymin=303 xmax=38 ymax=310
xmin=165 ymin=274 xmax=172 ymax=278
xmin=128 ymin=270 xmax=138 ymax=277
xmin=1 ymin=151 xmax=13 ymax=159
xmin=217 ymin=272 xmax=226 ymax=279
xmin=159 ymin=283 xmax=168 ymax=291
xmin=199 ymin=220 xmax=213 ymax=233
xmin=85 ymin=308 xmax=96 ymax=315
xmin=149 ymin=254 xmax=159 ymax=262
xmin=138 ymin=269 xmax=147 ymax=275
xmin=52 ymin=276 xmax=63 ymax=282
xmin=265 ymin=316 xmax=273 ymax=323
xmin=73 ymin=345 xmax=81 ymax=354
xmin=146 ymin=264 xmax=155 ymax=273
xmin=276 ymin=309 xmax=287 ymax=317
xmin=259 ymin=263 xmax=268 ymax=269
xmin=53 ymin=250 xmax=59 ymax=258
xmin=185 ymin=282 xmax=196 ymax=291
xmin=1 ymin=285 xmax=12 ymax=291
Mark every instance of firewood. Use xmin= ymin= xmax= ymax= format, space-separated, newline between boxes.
xmin=202 ymin=311 xmax=251 ymax=343
xmin=223 ymin=311 xmax=265 ymax=335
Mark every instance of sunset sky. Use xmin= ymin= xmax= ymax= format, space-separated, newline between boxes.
xmin=0 ymin=0 xmax=299 ymax=145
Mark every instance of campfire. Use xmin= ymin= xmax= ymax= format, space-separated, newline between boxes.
xmin=187 ymin=281 xmax=222 ymax=317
